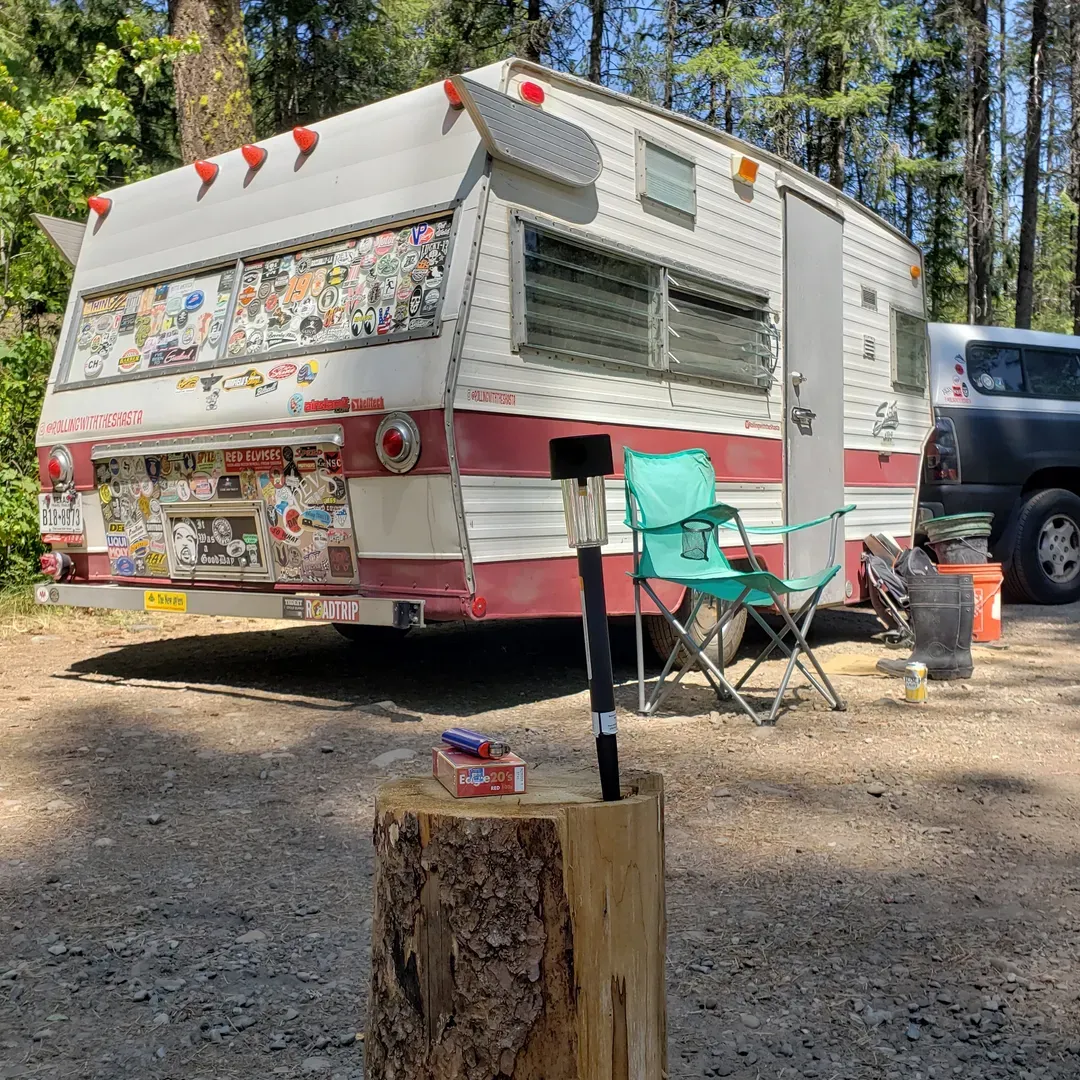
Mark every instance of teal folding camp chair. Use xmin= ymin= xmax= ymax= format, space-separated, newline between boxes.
xmin=625 ymin=447 xmax=855 ymax=725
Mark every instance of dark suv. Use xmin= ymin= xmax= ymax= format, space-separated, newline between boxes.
xmin=921 ymin=322 xmax=1080 ymax=604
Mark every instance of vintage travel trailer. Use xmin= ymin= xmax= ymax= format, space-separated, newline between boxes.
xmin=34 ymin=60 xmax=932 ymax=653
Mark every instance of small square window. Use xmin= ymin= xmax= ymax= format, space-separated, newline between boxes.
xmin=638 ymin=138 xmax=696 ymax=218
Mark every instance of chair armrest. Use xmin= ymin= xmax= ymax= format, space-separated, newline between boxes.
xmin=719 ymin=503 xmax=855 ymax=536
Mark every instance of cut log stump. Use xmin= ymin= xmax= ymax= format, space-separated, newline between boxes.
xmin=366 ymin=772 xmax=666 ymax=1080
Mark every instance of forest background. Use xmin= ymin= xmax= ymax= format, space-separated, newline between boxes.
xmin=0 ymin=0 xmax=1077 ymax=584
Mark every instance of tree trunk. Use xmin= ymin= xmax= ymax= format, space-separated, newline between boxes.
xmin=523 ymin=0 xmax=545 ymax=63
xmin=1016 ymin=0 xmax=1048 ymax=329
xmin=169 ymin=0 xmax=256 ymax=163
xmin=663 ymin=0 xmax=678 ymax=109
xmin=967 ymin=0 xmax=993 ymax=324
xmin=1072 ymin=1 xmax=1080 ymax=334
xmin=588 ymin=0 xmax=604 ymax=83
xmin=366 ymin=773 xmax=666 ymax=1080
xmin=998 ymin=0 xmax=1009 ymax=254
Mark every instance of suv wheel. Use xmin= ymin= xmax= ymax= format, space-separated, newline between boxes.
xmin=1006 ymin=488 xmax=1080 ymax=604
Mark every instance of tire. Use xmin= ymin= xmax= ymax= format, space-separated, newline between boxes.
xmin=645 ymin=590 xmax=747 ymax=668
xmin=332 ymin=623 xmax=410 ymax=649
xmin=1005 ymin=487 xmax=1080 ymax=604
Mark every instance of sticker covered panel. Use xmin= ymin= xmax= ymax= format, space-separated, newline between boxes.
xmin=67 ymin=268 xmax=234 ymax=385
xmin=94 ymin=445 xmax=356 ymax=584
xmin=226 ymin=216 xmax=451 ymax=358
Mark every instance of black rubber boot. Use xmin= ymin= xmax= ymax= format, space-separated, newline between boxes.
xmin=877 ymin=575 xmax=975 ymax=680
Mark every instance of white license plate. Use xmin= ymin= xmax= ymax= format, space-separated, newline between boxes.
xmin=38 ymin=494 xmax=83 ymax=535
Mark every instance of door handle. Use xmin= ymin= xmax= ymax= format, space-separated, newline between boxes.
xmin=791 ymin=406 xmax=816 ymax=432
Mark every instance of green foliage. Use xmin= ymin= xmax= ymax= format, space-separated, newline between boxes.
xmin=0 ymin=18 xmax=187 ymax=586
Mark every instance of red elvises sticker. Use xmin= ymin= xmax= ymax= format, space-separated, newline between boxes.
xmin=432 ymin=747 xmax=527 ymax=799
xmin=224 ymin=447 xmax=285 ymax=471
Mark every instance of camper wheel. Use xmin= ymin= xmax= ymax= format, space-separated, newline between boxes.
xmin=332 ymin=624 xmax=410 ymax=649
xmin=646 ymin=590 xmax=746 ymax=668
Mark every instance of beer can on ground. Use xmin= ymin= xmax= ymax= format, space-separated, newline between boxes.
xmin=904 ymin=661 xmax=928 ymax=703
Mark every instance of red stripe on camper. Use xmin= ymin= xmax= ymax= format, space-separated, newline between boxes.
xmin=453 ymin=411 xmax=784 ymax=482
xmin=843 ymin=449 xmax=922 ymax=487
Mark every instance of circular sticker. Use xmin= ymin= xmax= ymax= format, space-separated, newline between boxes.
xmin=326 ymin=265 xmax=347 ymax=287
xmin=98 ymin=483 xmax=112 ymax=505
xmin=184 ymin=290 xmax=204 ymax=311
xmin=978 ymin=373 xmax=994 ymax=390
xmin=212 ymin=517 xmax=233 ymax=545
xmin=228 ymin=330 xmax=247 ymax=356
xmin=296 ymin=360 xmax=319 ymax=386
xmin=310 ymin=269 xmax=327 ymax=296
xmin=114 ymin=556 xmax=136 ymax=577
xmin=350 ymin=308 xmax=365 ymax=337
xmin=298 ymin=316 xmax=323 ymax=343
xmin=150 ymin=498 xmax=161 ymax=516
xmin=138 ymin=496 xmax=151 ymax=520
xmin=116 ymin=348 xmax=141 ymax=374
xmin=268 ymin=362 xmax=296 ymax=380
xmin=176 ymin=309 xmax=189 ymax=330
xmin=362 ymin=307 xmax=377 ymax=336
xmin=226 ymin=538 xmax=246 ymax=558
xmin=317 ymin=286 xmax=339 ymax=314
xmin=84 ymin=353 xmax=104 ymax=379
xmin=374 ymin=231 xmax=396 ymax=256
xmin=288 ymin=393 xmax=304 ymax=416
xmin=400 ymin=250 xmax=420 ymax=274
xmin=376 ymin=253 xmax=400 ymax=278
xmin=176 ymin=478 xmax=191 ymax=502
xmin=191 ymin=474 xmax=215 ymax=500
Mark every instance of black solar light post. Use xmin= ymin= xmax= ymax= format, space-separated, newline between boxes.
xmin=549 ymin=434 xmax=621 ymax=802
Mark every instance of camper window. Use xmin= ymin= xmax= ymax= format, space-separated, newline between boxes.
xmin=967 ymin=344 xmax=1024 ymax=395
xmin=666 ymin=279 xmax=774 ymax=389
xmin=521 ymin=225 xmax=661 ymax=369
xmin=64 ymin=266 xmax=233 ymax=385
xmin=637 ymin=137 xmax=696 ymax=219
xmin=891 ymin=307 xmax=928 ymax=391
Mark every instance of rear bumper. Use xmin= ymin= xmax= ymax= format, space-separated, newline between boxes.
xmin=34 ymin=583 xmax=424 ymax=628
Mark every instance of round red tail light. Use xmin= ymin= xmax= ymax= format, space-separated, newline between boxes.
xmin=46 ymin=446 xmax=73 ymax=490
xmin=382 ymin=427 xmax=406 ymax=461
xmin=375 ymin=413 xmax=421 ymax=474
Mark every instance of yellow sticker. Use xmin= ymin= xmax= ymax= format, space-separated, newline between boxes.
xmin=144 ymin=590 xmax=187 ymax=613
xmin=99 ymin=484 xmax=112 ymax=504
xmin=138 ymin=495 xmax=151 ymax=518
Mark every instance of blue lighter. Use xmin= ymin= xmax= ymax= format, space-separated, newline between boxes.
xmin=441 ymin=727 xmax=510 ymax=759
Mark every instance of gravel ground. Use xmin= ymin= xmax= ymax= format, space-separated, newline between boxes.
xmin=1 ymin=603 xmax=1080 ymax=1080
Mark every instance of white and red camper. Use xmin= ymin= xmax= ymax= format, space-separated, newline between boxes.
xmin=34 ymin=60 xmax=932 ymax=653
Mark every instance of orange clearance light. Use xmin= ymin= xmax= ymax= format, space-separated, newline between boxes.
xmin=241 ymin=144 xmax=267 ymax=170
xmin=87 ymin=195 xmax=111 ymax=217
xmin=518 ymin=80 xmax=545 ymax=106
xmin=292 ymin=126 xmax=319 ymax=154
xmin=444 ymin=79 xmax=464 ymax=109
xmin=910 ymin=264 xmax=922 ymax=279
xmin=194 ymin=159 xmax=219 ymax=184
xmin=732 ymin=154 xmax=759 ymax=184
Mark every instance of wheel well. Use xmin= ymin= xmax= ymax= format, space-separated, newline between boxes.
xmin=1021 ymin=468 xmax=1080 ymax=499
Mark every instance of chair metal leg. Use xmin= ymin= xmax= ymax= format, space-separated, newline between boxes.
xmin=639 ymin=582 xmax=762 ymax=724
xmin=634 ymin=578 xmax=646 ymax=716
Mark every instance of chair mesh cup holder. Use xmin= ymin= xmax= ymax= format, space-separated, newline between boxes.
xmin=681 ymin=519 xmax=715 ymax=560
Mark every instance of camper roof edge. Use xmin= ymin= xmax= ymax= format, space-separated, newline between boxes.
xmin=505 ymin=58 xmax=923 ymax=258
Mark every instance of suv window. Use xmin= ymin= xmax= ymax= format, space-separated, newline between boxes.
xmin=968 ymin=344 xmax=1024 ymax=394
xmin=1024 ymin=348 xmax=1080 ymax=400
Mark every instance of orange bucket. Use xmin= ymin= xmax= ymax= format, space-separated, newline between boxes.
xmin=936 ymin=562 xmax=1003 ymax=642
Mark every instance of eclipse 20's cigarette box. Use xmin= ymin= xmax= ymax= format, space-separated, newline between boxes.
xmin=432 ymin=747 xmax=527 ymax=798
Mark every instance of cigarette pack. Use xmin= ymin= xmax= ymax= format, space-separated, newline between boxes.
xmin=432 ymin=746 xmax=527 ymax=798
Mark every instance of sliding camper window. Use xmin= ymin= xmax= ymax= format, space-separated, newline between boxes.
xmin=891 ymin=307 xmax=928 ymax=391
xmin=967 ymin=343 xmax=1080 ymax=400
xmin=667 ymin=276 xmax=774 ymax=388
xmin=224 ymin=216 xmax=452 ymax=360
xmin=64 ymin=267 xmax=233 ymax=385
xmin=521 ymin=225 xmax=661 ymax=369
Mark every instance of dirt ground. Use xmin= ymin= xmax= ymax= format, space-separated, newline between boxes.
xmin=2 ymin=602 xmax=1080 ymax=1080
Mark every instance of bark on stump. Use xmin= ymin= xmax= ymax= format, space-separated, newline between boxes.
xmin=367 ymin=772 xmax=666 ymax=1080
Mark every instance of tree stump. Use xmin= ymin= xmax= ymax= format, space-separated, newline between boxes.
xmin=366 ymin=772 xmax=666 ymax=1080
